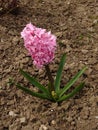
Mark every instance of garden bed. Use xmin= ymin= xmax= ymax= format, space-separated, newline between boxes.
xmin=0 ymin=0 xmax=98 ymax=130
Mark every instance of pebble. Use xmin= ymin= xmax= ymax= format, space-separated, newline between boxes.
xmin=9 ymin=111 xmax=17 ymax=117
xmin=81 ymin=49 xmax=88 ymax=54
xmin=71 ymin=121 xmax=76 ymax=125
xmin=39 ymin=124 xmax=48 ymax=130
xmin=20 ymin=117 xmax=26 ymax=123
xmin=93 ymin=19 xmax=98 ymax=24
xmin=95 ymin=116 xmax=98 ymax=119
xmin=51 ymin=120 xmax=56 ymax=125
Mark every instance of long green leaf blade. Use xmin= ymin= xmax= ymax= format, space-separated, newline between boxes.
xmin=58 ymin=82 xmax=85 ymax=102
xmin=54 ymin=54 xmax=66 ymax=93
xmin=20 ymin=69 xmax=49 ymax=95
xmin=16 ymin=84 xmax=50 ymax=100
xmin=59 ymin=66 xmax=87 ymax=97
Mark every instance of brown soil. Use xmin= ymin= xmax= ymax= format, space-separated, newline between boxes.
xmin=0 ymin=0 xmax=98 ymax=130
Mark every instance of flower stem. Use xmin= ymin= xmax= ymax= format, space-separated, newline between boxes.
xmin=45 ymin=65 xmax=54 ymax=93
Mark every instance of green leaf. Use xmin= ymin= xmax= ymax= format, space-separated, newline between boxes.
xmin=54 ymin=54 xmax=66 ymax=93
xmin=16 ymin=84 xmax=50 ymax=100
xmin=57 ymin=82 xmax=85 ymax=102
xmin=20 ymin=69 xmax=49 ymax=95
xmin=59 ymin=66 xmax=87 ymax=97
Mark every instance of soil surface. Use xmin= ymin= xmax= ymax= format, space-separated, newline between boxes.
xmin=0 ymin=0 xmax=98 ymax=130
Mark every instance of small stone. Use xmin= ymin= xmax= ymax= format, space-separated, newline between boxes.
xmin=20 ymin=117 xmax=26 ymax=123
xmin=71 ymin=121 xmax=75 ymax=125
xmin=81 ymin=49 xmax=88 ymax=54
xmin=39 ymin=124 xmax=48 ymax=130
xmin=50 ymin=109 xmax=54 ymax=112
xmin=95 ymin=116 xmax=98 ymax=119
xmin=9 ymin=111 xmax=16 ymax=117
xmin=78 ymin=117 xmax=81 ymax=121
xmin=93 ymin=19 xmax=98 ymax=24
xmin=51 ymin=120 xmax=56 ymax=125
xmin=67 ymin=1 xmax=70 ymax=5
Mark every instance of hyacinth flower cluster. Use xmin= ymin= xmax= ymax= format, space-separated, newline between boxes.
xmin=21 ymin=23 xmax=56 ymax=68
xmin=16 ymin=23 xmax=87 ymax=102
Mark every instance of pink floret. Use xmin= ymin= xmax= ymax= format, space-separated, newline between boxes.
xmin=21 ymin=23 xmax=57 ymax=68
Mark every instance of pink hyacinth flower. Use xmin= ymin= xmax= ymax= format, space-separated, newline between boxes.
xmin=21 ymin=23 xmax=57 ymax=68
